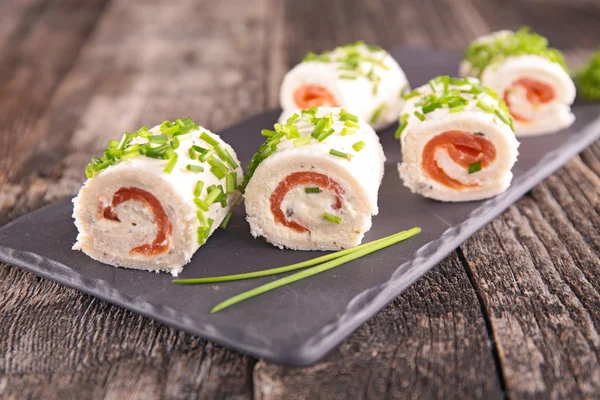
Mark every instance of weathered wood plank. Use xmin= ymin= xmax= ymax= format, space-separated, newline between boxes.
xmin=254 ymin=255 xmax=503 ymax=400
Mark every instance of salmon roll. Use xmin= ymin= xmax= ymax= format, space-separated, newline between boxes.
xmin=459 ymin=28 xmax=575 ymax=136
xmin=72 ymin=118 xmax=243 ymax=276
xmin=243 ymin=107 xmax=386 ymax=250
xmin=279 ymin=41 xmax=409 ymax=131
xmin=398 ymin=76 xmax=519 ymax=202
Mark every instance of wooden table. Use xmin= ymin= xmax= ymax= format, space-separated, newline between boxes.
xmin=1 ymin=0 xmax=599 ymax=398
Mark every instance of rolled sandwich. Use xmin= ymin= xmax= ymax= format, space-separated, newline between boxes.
xmin=398 ymin=76 xmax=519 ymax=202
xmin=279 ymin=41 xmax=409 ymax=131
xmin=244 ymin=107 xmax=386 ymax=250
xmin=72 ymin=118 xmax=243 ymax=276
xmin=459 ymin=27 xmax=575 ymax=136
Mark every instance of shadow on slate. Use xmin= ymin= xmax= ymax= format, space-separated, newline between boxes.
xmin=0 ymin=48 xmax=599 ymax=366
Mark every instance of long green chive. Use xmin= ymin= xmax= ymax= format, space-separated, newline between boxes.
xmin=192 ymin=145 xmax=208 ymax=154
xmin=210 ymin=166 xmax=226 ymax=180
xmin=197 ymin=209 xmax=207 ymax=226
xmin=317 ymin=128 xmax=334 ymax=142
xmin=186 ymin=164 xmax=204 ymax=172
xmin=203 ymin=228 xmax=421 ymax=312
xmin=428 ymin=80 xmax=436 ymax=92
xmin=494 ymin=109 xmax=513 ymax=128
xmin=414 ymin=111 xmax=426 ymax=121
xmin=226 ymin=172 xmax=237 ymax=194
xmin=476 ymin=100 xmax=494 ymax=113
xmin=149 ymin=135 xmax=168 ymax=144
xmin=194 ymin=197 xmax=209 ymax=212
xmin=370 ymin=103 xmax=387 ymax=124
xmin=164 ymin=154 xmax=178 ymax=174
xmin=442 ymin=75 xmax=449 ymax=94
xmin=214 ymin=144 xmax=238 ymax=169
xmin=395 ymin=114 xmax=409 ymax=139
xmin=449 ymin=105 xmax=465 ymax=113
xmin=449 ymin=77 xmax=468 ymax=86
xmin=220 ymin=211 xmax=233 ymax=229
xmin=305 ymin=187 xmax=321 ymax=194
xmin=339 ymin=74 xmax=358 ymax=80
xmin=188 ymin=147 xmax=197 ymax=160
xmin=107 ymin=139 xmax=120 ymax=148
xmin=121 ymin=151 xmax=140 ymax=161
xmin=311 ymin=118 xmax=327 ymax=138
xmin=286 ymin=113 xmax=299 ymax=125
xmin=173 ymin=230 xmax=419 ymax=284
xmin=207 ymin=156 xmax=229 ymax=175
xmin=294 ymin=136 xmax=311 ymax=147
xmin=175 ymin=133 xmax=192 ymax=141
xmin=323 ymin=212 xmax=342 ymax=224
xmin=329 ymin=149 xmax=351 ymax=160
xmin=200 ymin=132 xmax=220 ymax=148
xmin=402 ymin=90 xmax=420 ymax=100
xmin=261 ymin=129 xmax=276 ymax=137
xmin=352 ymin=141 xmax=366 ymax=152
xmin=339 ymin=109 xmax=359 ymax=122
xmin=422 ymin=102 xmax=442 ymax=114
xmin=205 ymin=187 xmax=222 ymax=205
xmin=163 ymin=125 xmax=181 ymax=135
xmin=468 ymin=161 xmax=482 ymax=174
xmin=341 ymin=127 xmax=357 ymax=136
xmin=344 ymin=120 xmax=359 ymax=128
xmin=194 ymin=180 xmax=205 ymax=197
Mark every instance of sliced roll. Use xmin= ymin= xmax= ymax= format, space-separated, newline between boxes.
xmin=459 ymin=28 xmax=575 ymax=136
xmin=279 ymin=41 xmax=409 ymax=131
xmin=72 ymin=118 xmax=243 ymax=276
xmin=398 ymin=76 xmax=519 ymax=202
xmin=244 ymin=107 xmax=386 ymax=250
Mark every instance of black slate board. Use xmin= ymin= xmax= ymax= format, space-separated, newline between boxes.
xmin=1 ymin=48 xmax=599 ymax=366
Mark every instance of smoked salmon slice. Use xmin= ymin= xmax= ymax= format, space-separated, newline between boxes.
xmin=504 ymin=78 xmax=554 ymax=122
xmin=293 ymin=84 xmax=339 ymax=109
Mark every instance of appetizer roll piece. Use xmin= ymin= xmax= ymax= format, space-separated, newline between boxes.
xmin=459 ymin=27 xmax=575 ymax=136
xmin=398 ymin=76 xmax=519 ymax=202
xmin=279 ymin=41 xmax=409 ymax=131
xmin=244 ymin=107 xmax=386 ymax=250
xmin=72 ymin=118 xmax=243 ymax=276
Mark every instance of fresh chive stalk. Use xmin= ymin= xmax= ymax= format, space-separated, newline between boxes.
xmin=186 ymin=164 xmax=204 ymax=172
xmin=329 ymin=149 xmax=351 ymax=160
xmin=226 ymin=172 xmax=237 ymax=194
xmin=305 ymin=187 xmax=321 ymax=194
xmin=219 ymin=211 xmax=233 ymax=229
xmin=323 ymin=212 xmax=342 ymax=224
xmin=468 ymin=161 xmax=482 ymax=174
xmin=352 ymin=141 xmax=366 ymax=152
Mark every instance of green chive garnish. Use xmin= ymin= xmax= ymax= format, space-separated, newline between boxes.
xmin=294 ymin=136 xmax=311 ymax=147
xmin=205 ymin=187 xmax=222 ymax=205
xmin=414 ymin=111 xmax=426 ymax=121
xmin=219 ymin=211 xmax=233 ymax=229
xmin=186 ymin=164 xmax=204 ymax=172
xmin=494 ymin=108 xmax=513 ymax=128
xmin=164 ymin=154 xmax=178 ymax=174
xmin=194 ymin=180 xmax=205 ymax=197
xmin=323 ymin=212 xmax=342 ymax=224
xmin=449 ymin=105 xmax=465 ymax=113
xmin=198 ymin=228 xmax=421 ymax=312
xmin=197 ymin=209 xmax=207 ymax=226
xmin=344 ymin=120 xmax=359 ymax=128
xmin=341 ymin=127 xmax=357 ymax=136
xmin=192 ymin=145 xmax=208 ymax=154
xmin=305 ymin=187 xmax=321 ymax=194
xmin=468 ymin=161 xmax=482 ymax=174
xmin=352 ymin=141 xmax=366 ymax=152
xmin=286 ymin=113 xmax=299 ymax=125
xmin=370 ymin=103 xmax=387 ymax=124
xmin=261 ymin=129 xmax=276 ymax=137
xmin=329 ymin=149 xmax=351 ymax=160
xmin=188 ymin=147 xmax=197 ymax=160
xmin=311 ymin=118 xmax=327 ymax=138
xmin=207 ymin=156 xmax=229 ymax=175
xmin=422 ymin=102 xmax=441 ymax=114
xmin=149 ymin=135 xmax=168 ymax=144
xmin=339 ymin=74 xmax=358 ymax=80
xmin=210 ymin=166 xmax=226 ymax=180
xmin=476 ymin=100 xmax=494 ymax=113
xmin=395 ymin=114 xmax=409 ymax=139
xmin=200 ymin=132 xmax=220 ymax=147
xmin=402 ymin=90 xmax=420 ymax=100
xmin=317 ymin=128 xmax=334 ymax=142
xmin=194 ymin=197 xmax=209 ymax=212
xmin=226 ymin=172 xmax=237 ymax=194
xmin=339 ymin=109 xmax=359 ymax=122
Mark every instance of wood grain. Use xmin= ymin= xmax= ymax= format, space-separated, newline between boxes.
xmin=0 ymin=0 xmax=599 ymax=398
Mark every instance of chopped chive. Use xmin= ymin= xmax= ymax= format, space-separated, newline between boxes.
xmin=107 ymin=139 xmax=120 ymax=148
xmin=149 ymin=135 xmax=168 ymax=144
xmin=352 ymin=141 xmax=366 ymax=152
xmin=317 ymin=128 xmax=334 ymax=142
xmin=164 ymin=153 xmax=178 ymax=174
xmin=170 ymin=138 xmax=180 ymax=149
xmin=476 ymin=100 xmax=495 ymax=114
xmin=226 ymin=172 xmax=237 ymax=194
xmin=200 ymin=132 xmax=220 ymax=148
xmin=175 ymin=133 xmax=192 ymax=141
xmin=201 ymin=227 xmax=421 ymax=312
xmin=311 ymin=118 xmax=327 ymax=138
xmin=305 ymin=187 xmax=321 ymax=194
xmin=395 ymin=113 xmax=409 ymax=139
xmin=205 ymin=187 xmax=222 ymax=205
xmin=414 ymin=111 xmax=426 ymax=121
xmin=214 ymin=144 xmax=239 ymax=169
xmin=194 ymin=180 xmax=205 ymax=197
xmin=468 ymin=161 xmax=482 ymax=174
xmin=173 ymin=230 xmax=419 ymax=284
xmin=194 ymin=197 xmax=209 ymax=212
xmin=188 ymin=147 xmax=197 ymax=160
xmin=339 ymin=109 xmax=359 ymax=122
xmin=286 ymin=113 xmax=299 ymax=125
xmin=186 ymin=164 xmax=204 ymax=172
xmin=163 ymin=125 xmax=181 ymax=135
xmin=207 ymin=156 xmax=229 ymax=175
xmin=219 ymin=211 xmax=233 ymax=229
xmin=197 ymin=209 xmax=207 ymax=226
xmin=121 ymin=151 xmax=140 ymax=161
xmin=344 ymin=120 xmax=359 ymax=128
xmin=428 ymin=80 xmax=437 ymax=92
xmin=261 ymin=129 xmax=276 ymax=137
xmin=370 ymin=103 xmax=387 ymax=124
xmin=422 ymin=102 xmax=442 ymax=114
xmin=323 ymin=212 xmax=342 ymax=224
xmin=294 ymin=136 xmax=311 ymax=147
xmin=339 ymin=74 xmax=358 ymax=80
xmin=494 ymin=108 xmax=513 ymax=128
xmin=402 ymin=90 xmax=421 ymax=100
xmin=442 ymin=76 xmax=449 ymax=94
xmin=329 ymin=149 xmax=351 ymax=160
xmin=449 ymin=105 xmax=465 ymax=113
xmin=341 ymin=127 xmax=357 ymax=136
xmin=210 ymin=166 xmax=226 ymax=180
xmin=192 ymin=145 xmax=208 ymax=154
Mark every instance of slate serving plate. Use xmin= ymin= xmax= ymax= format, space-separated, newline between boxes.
xmin=1 ymin=48 xmax=599 ymax=366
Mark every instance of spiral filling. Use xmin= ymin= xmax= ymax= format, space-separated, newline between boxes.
xmin=293 ymin=84 xmax=339 ymax=109
xmin=503 ymin=78 xmax=555 ymax=122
